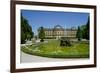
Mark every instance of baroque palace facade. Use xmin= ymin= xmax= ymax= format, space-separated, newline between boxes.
xmin=39 ymin=25 xmax=77 ymax=39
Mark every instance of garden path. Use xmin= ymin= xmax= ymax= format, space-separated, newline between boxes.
xmin=21 ymin=51 xmax=87 ymax=63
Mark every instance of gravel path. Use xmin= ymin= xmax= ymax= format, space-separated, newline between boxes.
xmin=20 ymin=51 xmax=87 ymax=63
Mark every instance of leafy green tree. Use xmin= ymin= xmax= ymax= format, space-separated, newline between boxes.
xmin=21 ymin=15 xmax=33 ymax=44
xmin=81 ymin=25 xmax=86 ymax=39
xmin=86 ymin=17 xmax=89 ymax=40
xmin=81 ymin=17 xmax=89 ymax=40
xmin=76 ymin=26 xmax=82 ymax=41
xmin=38 ymin=27 xmax=45 ymax=42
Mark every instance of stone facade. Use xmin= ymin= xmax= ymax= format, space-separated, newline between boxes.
xmin=38 ymin=25 xmax=77 ymax=39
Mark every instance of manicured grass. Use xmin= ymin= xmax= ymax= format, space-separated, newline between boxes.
xmin=21 ymin=40 xmax=89 ymax=58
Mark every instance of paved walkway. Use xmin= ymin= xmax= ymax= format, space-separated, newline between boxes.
xmin=20 ymin=51 xmax=87 ymax=63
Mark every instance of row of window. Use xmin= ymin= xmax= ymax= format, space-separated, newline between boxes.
xmin=45 ymin=31 xmax=64 ymax=35
xmin=45 ymin=31 xmax=77 ymax=36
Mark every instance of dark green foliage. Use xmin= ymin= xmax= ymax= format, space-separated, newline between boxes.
xmin=60 ymin=40 xmax=71 ymax=46
xmin=38 ymin=27 xmax=45 ymax=42
xmin=86 ymin=17 xmax=89 ymax=40
xmin=21 ymin=15 xmax=33 ymax=44
xmin=81 ymin=17 xmax=90 ymax=40
xmin=60 ymin=37 xmax=71 ymax=46
xmin=76 ymin=26 xmax=82 ymax=41
xmin=81 ymin=25 xmax=86 ymax=39
xmin=76 ymin=17 xmax=90 ymax=41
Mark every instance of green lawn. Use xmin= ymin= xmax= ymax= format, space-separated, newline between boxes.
xmin=21 ymin=40 xmax=89 ymax=58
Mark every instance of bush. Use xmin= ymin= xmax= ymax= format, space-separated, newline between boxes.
xmin=40 ymin=39 xmax=44 ymax=42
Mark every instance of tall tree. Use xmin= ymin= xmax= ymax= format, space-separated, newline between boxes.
xmin=38 ymin=27 xmax=45 ymax=42
xmin=21 ymin=15 xmax=33 ymax=44
xmin=76 ymin=26 xmax=82 ymax=41
xmin=86 ymin=17 xmax=89 ymax=40
xmin=81 ymin=17 xmax=90 ymax=40
xmin=81 ymin=25 xmax=86 ymax=39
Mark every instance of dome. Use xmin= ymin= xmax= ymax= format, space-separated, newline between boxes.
xmin=53 ymin=25 xmax=63 ymax=30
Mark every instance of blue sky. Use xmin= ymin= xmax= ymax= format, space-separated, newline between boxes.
xmin=21 ymin=10 xmax=89 ymax=35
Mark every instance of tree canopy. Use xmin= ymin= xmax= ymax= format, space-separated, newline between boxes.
xmin=76 ymin=26 xmax=82 ymax=41
xmin=38 ymin=27 xmax=45 ymax=42
xmin=81 ymin=17 xmax=90 ymax=40
xmin=76 ymin=17 xmax=90 ymax=41
xmin=21 ymin=15 xmax=33 ymax=44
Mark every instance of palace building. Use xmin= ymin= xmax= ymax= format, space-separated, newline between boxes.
xmin=38 ymin=25 xmax=77 ymax=39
